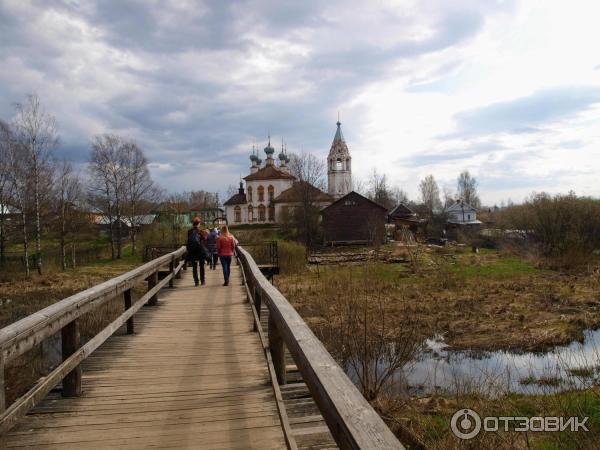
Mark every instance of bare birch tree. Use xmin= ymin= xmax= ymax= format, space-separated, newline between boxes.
xmin=442 ymin=185 xmax=455 ymax=209
xmin=367 ymin=168 xmax=396 ymax=210
xmin=457 ymin=170 xmax=481 ymax=208
xmin=89 ymin=134 xmax=129 ymax=259
xmin=419 ymin=174 xmax=441 ymax=218
xmin=54 ymin=159 xmax=82 ymax=270
xmin=122 ymin=142 xmax=158 ymax=255
xmin=288 ymin=152 xmax=326 ymax=254
xmin=13 ymin=94 xmax=58 ymax=274
xmin=0 ymin=120 xmax=14 ymax=265
xmin=6 ymin=139 xmax=31 ymax=275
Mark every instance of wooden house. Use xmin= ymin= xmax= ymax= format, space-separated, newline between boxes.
xmin=321 ymin=191 xmax=388 ymax=245
xmin=388 ymin=203 xmax=426 ymax=233
xmin=445 ymin=200 xmax=481 ymax=225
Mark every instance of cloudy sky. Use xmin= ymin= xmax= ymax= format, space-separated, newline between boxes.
xmin=1 ymin=0 xmax=599 ymax=205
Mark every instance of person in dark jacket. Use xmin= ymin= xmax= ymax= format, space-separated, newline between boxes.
xmin=186 ymin=216 xmax=209 ymax=286
xmin=206 ymin=228 xmax=219 ymax=270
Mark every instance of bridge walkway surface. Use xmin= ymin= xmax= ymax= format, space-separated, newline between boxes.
xmin=5 ymin=263 xmax=288 ymax=449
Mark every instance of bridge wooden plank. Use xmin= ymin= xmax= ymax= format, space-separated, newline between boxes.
xmin=5 ymin=263 xmax=288 ymax=449
xmin=238 ymin=247 xmax=403 ymax=450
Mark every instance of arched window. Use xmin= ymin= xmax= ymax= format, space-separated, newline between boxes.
xmin=247 ymin=186 xmax=253 ymax=202
xmin=248 ymin=205 xmax=253 ymax=222
xmin=336 ymin=158 xmax=343 ymax=170
xmin=258 ymin=204 xmax=266 ymax=221
xmin=268 ymin=185 xmax=274 ymax=202
xmin=234 ymin=206 xmax=241 ymax=223
xmin=257 ymin=185 xmax=264 ymax=202
xmin=268 ymin=205 xmax=275 ymax=221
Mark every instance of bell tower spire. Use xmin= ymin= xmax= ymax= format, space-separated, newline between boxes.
xmin=327 ymin=118 xmax=352 ymax=199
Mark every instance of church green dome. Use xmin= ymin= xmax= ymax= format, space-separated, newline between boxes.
xmin=264 ymin=136 xmax=275 ymax=155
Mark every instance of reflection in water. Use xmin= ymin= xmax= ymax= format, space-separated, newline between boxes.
xmin=400 ymin=329 xmax=600 ymax=396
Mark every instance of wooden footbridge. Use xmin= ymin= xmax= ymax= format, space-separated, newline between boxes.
xmin=0 ymin=247 xmax=404 ymax=449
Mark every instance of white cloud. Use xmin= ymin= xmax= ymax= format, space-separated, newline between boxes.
xmin=1 ymin=0 xmax=599 ymax=204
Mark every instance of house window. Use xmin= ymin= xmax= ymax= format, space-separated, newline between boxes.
xmin=268 ymin=205 xmax=275 ymax=221
xmin=248 ymin=205 xmax=253 ymax=222
xmin=344 ymin=200 xmax=357 ymax=206
xmin=234 ymin=206 xmax=241 ymax=223
xmin=467 ymin=214 xmax=471 ymax=220
xmin=258 ymin=204 xmax=266 ymax=221
xmin=268 ymin=185 xmax=274 ymax=202
xmin=247 ymin=186 xmax=253 ymax=202
xmin=258 ymin=185 xmax=264 ymax=202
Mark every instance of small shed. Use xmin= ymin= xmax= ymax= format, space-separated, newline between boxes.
xmin=388 ymin=203 xmax=426 ymax=233
xmin=321 ymin=191 xmax=388 ymax=245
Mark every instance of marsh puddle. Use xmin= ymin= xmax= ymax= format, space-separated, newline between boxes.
xmin=401 ymin=329 xmax=600 ymax=396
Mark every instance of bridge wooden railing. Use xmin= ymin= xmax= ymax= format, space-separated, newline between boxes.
xmin=236 ymin=246 xmax=405 ymax=450
xmin=0 ymin=246 xmax=186 ymax=435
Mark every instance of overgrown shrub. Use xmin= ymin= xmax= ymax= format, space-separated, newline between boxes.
xmin=497 ymin=193 xmax=600 ymax=269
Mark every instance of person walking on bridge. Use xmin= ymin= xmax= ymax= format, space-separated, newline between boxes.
xmin=206 ymin=227 xmax=219 ymax=270
xmin=216 ymin=225 xmax=236 ymax=286
xmin=186 ymin=217 xmax=209 ymax=286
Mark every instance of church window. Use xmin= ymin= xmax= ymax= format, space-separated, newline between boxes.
xmin=258 ymin=185 xmax=264 ymax=202
xmin=268 ymin=185 xmax=274 ymax=202
xmin=258 ymin=204 xmax=266 ymax=221
xmin=336 ymin=158 xmax=343 ymax=170
xmin=268 ymin=205 xmax=275 ymax=221
xmin=247 ymin=186 xmax=253 ymax=202
xmin=248 ymin=205 xmax=254 ymax=222
xmin=234 ymin=206 xmax=241 ymax=223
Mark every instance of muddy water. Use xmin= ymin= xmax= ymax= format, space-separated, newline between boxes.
xmin=402 ymin=329 xmax=600 ymax=396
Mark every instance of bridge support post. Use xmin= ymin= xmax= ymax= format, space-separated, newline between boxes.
xmin=268 ymin=314 xmax=286 ymax=385
xmin=147 ymin=272 xmax=158 ymax=305
xmin=61 ymin=320 xmax=82 ymax=397
xmin=0 ymin=353 xmax=5 ymax=414
xmin=253 ymin=287 xmax=262 ymax=332
xmin=124 ymin=289 xmax=134 ymax=334
xmin=175 ymin=257 xmax=182 ymax=279
xmin=169 ymin=258 xmax=175 ymax=288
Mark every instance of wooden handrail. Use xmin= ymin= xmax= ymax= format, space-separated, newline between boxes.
xmin=0 ymin=247 xmax=186 ymax=363
xmin=0 ymin=246 xmax=186 ymax=435
xmin=236 ymin=246 xmax=405 ymax=450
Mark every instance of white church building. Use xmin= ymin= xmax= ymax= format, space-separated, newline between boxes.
xmin=224 ymin=121 xmax=352 ymax=225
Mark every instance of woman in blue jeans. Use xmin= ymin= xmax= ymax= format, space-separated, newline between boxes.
xmin=216 ymin=225 xmax=236 ymax=286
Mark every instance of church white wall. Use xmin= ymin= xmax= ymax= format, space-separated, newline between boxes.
xmin=328 ymin=171 xmax=352 ymax=199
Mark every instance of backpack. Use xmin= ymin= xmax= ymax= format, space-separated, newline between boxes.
xmin=187 ymin=229 xmax=210 ymax=261
xmin=187 ymin=228 xmax=202 ymax=251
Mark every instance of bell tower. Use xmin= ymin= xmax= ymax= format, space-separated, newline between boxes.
xmin=327 ymin=120 xmax=352 ymax=199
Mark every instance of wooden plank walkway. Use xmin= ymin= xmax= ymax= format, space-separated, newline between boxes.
xmin=5 ymin=262 xmax=288 ymax=449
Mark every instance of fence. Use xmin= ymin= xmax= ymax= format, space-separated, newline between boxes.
xmin=236 ymin=245 xmax=404 ymax=449
xmin=0 ymin=243 xmax=117 ymax=272
xmin=0 ymin=246 xmax=187 ymax=434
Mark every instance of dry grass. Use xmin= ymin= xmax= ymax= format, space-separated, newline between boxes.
xmin=278 ymin=249 xmax=600 ymax=352
xmin=276 ymin=246 xmax=600 ymax=449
